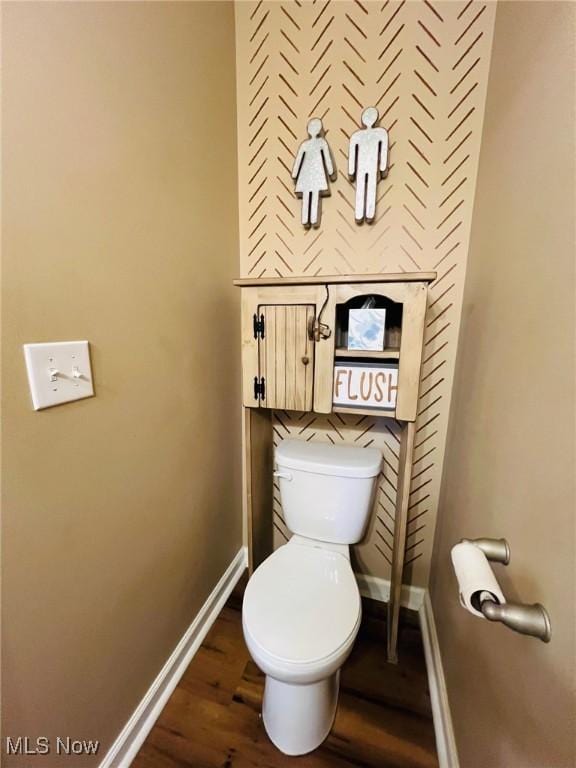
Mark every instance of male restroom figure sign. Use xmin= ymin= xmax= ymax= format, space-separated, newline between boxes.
xmin=348 ymin=107 xmax=389 ymax=223
xmin=292 ymin=117 xmax=336 ymax=228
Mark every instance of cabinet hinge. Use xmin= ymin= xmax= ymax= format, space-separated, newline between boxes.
xmin=253 ymin=376 xmax=266 ymax=401
xmin=253 ymin=313 xmax=265 ymax=339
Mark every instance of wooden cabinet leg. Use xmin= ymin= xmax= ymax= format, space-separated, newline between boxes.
xmin=243 ymin=407 xmax=273 ymax=575
xmin=387 ymin=420 xmax=416 ymax=663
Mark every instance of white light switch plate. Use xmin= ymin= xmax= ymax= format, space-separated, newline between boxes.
xmin=23 ymin=341 xmax=94 ymax=410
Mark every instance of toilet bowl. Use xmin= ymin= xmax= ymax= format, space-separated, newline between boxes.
xmin=242 ymin=439 xmax=382 ymax=755
xmin=242 ymin=538 xmax=361 ymax=755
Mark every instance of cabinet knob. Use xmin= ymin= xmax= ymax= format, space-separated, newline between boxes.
xmin=301 ymin=356 xmax=309 ymax=366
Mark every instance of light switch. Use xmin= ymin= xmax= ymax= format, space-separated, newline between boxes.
xmin=23 ymin=341 xmax=94 ymax=410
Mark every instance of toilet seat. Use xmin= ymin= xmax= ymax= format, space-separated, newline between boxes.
xmin=242 ymin=542 xmax=361 ymax=683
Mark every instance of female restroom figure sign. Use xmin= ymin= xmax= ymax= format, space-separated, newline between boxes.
xmin=292 ymin=117 xmax=336 ymax=228
xmin=348 ymin=106 xmax=389 ymax=223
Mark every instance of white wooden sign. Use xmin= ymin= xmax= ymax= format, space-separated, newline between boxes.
xmin=348 ymin=106 xmax=389 ymax=223
xmin=333 ymin=362 xmax=398 ymax=411
xmin=292 ymin=117 xmax=336 ymax=228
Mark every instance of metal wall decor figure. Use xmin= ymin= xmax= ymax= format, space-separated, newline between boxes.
xmin=292 ymin=117 xmax=336 ymax=228
xmin=348 ymin=107 xmax=389 ymax=224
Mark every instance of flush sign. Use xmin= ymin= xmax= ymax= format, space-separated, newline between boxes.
xmin=333 ymin=362 xmax=398 ymax=411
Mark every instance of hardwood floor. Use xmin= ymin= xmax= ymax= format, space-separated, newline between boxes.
xmin=133 ymin=573 xmax=438 ymax=768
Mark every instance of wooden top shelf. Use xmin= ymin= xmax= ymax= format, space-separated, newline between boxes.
xmin=334 ymin=348 xmax=400 ymax=359
xmin=234 ymin=272 xmax=436 ymax=287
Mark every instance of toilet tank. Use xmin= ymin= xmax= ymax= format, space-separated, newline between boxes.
xmin=274 ymin=440 xmax=382 ymax=545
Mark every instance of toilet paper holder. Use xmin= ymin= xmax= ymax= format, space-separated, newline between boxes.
xmin=461 ymin=536 xmax=510 ymax=565
xmin=461 ymin=537 xmax=551 ymax=643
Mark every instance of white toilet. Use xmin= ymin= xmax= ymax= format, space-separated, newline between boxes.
xmin=242 ymin=439 xmax=382 ymax=756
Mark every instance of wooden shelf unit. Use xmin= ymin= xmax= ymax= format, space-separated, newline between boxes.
xmin=334 ymin=347 xmax=400 ymax=359
xmin=233 ymin=272 xmax=436 ymax=287
xmin=236 ymin=272 xmax=435 ymax=663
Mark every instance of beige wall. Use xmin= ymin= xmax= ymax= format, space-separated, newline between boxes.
xmin=234 ymin=0 xmax=496 ymax=587
xmin=430 ymin=3 xmax=575 ymax=767
xmin=1 ymin=2 xmax=241 ymax=765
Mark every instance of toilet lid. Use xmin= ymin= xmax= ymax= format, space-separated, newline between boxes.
xmin=243 ymin=544 xmax=361 ymax=664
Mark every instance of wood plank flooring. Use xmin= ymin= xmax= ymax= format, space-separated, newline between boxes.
xmin=133 ymin=573 xmax=438 ymax=768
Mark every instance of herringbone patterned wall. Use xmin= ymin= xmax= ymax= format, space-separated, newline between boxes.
xmin=235 ymin=0 xmax=496 ymax=587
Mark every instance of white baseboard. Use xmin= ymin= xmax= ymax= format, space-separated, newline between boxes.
xmin=99 ymin=546 xmax=248 ymax=768
xmin=355 ymin=572 xmax=425 ymax=611
xmin=419 ymin=592 xmax=459 ymax=768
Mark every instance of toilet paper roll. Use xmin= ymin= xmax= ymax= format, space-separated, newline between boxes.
xmin=451 ymin=542 xmax=506 ymax=618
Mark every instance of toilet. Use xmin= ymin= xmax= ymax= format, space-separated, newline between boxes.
xmin=242 ymin=439 xmax=382 ymax=756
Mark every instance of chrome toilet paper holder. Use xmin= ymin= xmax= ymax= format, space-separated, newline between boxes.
xmin=461 ymin=536 xmax=510 ymax=565
xmin=460 ymin=537 xmax=552 ymax=643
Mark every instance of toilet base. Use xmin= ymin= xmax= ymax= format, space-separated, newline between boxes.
xmin=262 ymin=670 xmax=340 ymax=755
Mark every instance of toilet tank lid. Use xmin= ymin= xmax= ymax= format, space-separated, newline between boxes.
xmin=275 ymin=440 xmax=382 ymax=478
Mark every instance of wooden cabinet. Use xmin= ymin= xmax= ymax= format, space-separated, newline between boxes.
xmin=237 ymin=274 xmax=432 ymax=421
xmin=235 ymin=272 xmax=435 ymax=663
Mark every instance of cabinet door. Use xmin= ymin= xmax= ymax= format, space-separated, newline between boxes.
xmin=259 ymin=305 xmax=314 ymax=411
